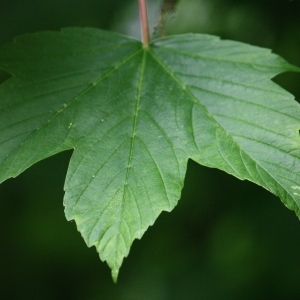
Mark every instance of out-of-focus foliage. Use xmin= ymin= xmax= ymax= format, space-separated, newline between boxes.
xmin=0 ymin=0 xmax=300 ymax=299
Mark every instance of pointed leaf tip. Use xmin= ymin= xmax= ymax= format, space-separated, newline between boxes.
xmin=112 ymin=269 xmax=119 ymax=283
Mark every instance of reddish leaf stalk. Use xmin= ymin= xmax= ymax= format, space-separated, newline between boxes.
xmin=139 ymin=0 xmax=150 ymax=47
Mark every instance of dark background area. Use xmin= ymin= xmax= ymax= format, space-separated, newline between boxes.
xmin=0 ymin=0 xmax=300 ymax=299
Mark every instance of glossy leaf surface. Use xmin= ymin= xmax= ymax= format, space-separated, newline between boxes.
xmin=0 ymin=28 xmax=300 ymax=281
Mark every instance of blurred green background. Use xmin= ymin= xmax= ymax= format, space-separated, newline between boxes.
xmin=1 ymin=0 xmax=300 ymax=299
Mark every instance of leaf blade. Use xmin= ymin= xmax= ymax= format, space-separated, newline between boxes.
xmin=1 ymin=29 xmax=300 ymax=280
xmin=152 ymin=34 xmax=300 ymax=212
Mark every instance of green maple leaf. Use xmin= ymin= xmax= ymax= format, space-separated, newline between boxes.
xmin=0 ymin=28 xmax=300 ymax=281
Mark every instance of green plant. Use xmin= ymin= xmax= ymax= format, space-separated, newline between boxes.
xmin=0 ymin=0 xmax=299 ymax=283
